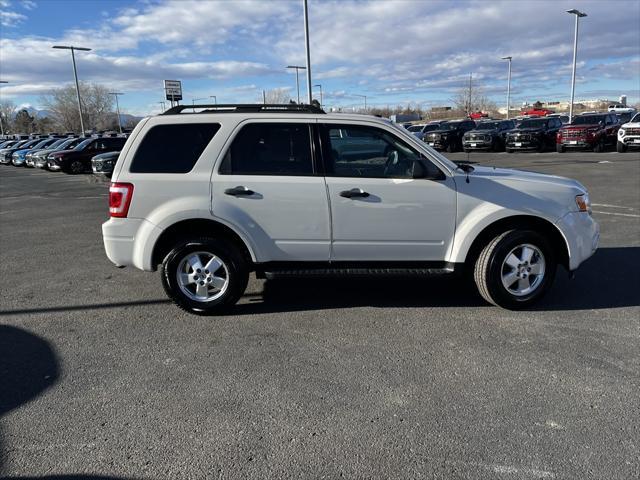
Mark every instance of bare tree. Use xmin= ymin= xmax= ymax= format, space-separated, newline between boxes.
xmin=41 ymin=82 xmax=114 ymax=133
xmin=261 ymin=88 xmax=292 ymax=104
xmin=450 ymin=81 xmax=497 ymax=114
xmin=13 ymin=109 xmax=35 ymax=134
xmin=0 ymin=101 xmax=16 ymax=134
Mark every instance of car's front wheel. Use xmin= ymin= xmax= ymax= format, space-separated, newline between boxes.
xmin=616 ymin=141 xmax=627 ymax=153
xmin=68 ymin=160 xmax=85 ymax=174
xmin=474 ymin=230 xmax=556 ymax=309
xmin=161 ymin=237 xmax=249 ymax=315
xmin=556 ymin=144 xmax=565 ymax=153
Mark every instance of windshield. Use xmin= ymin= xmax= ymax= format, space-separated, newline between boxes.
xmin=519 ymin=119 xmax=548 ymax=129
xmin=475 ymin=122 xmax=500 ymax=130
xmin=74 ymin=138 xmax=94 ymax=151
xmin=32 ymin=139 xmax=52 ymax=149
xmin=58 ymin=138 xmax=79 ymax=149
xmin=407 ymin=125 xmax=424 ymax=132
xmin=440 ymin=122 xmax=462 ymax=131
xmin=573 ymin=115 xmax=606 ymax=125
xmin=46 ymin=139 xmax=66 ymax=149
xmin=630 ymin=113 xmax=640 ymax=123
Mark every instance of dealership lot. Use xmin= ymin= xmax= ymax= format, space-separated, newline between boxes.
xmin=0 ymin=151 xmax=639 ymax=478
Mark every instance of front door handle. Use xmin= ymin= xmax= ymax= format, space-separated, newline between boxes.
xmin=340 ymin=188 xmax=370 ymax=199
xmin=225 ymin=185 xmax=255 ymax=196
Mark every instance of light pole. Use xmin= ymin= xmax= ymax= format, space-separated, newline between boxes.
xmin=286 ymin=65 xmax=306 ymax=103
xmin=501 ymin=56 xmax=512 ymax=119
xmin=567 ymin=8 xmax=587 ymax=123
xmin=52 ymin=45 xmax=91 ymax=135
xmin=0 ymin=80 xmax=7 ymax=136
xmin=209 ymin=95 xmax=217 ymax=104
xmin=354 ymin=94 xmax=367 ymax=111
xmin=108 ymin=92 xmax=124 ymax=133
xmin=313 ymin=84 xmax=323 ymax=107
xmin=303 ymin=0 xmax=312 ymax=105
xmin=192 ymin=97 xmax=207 ymax=105
xmin=158 ymin=101 xmax=166 ymax=113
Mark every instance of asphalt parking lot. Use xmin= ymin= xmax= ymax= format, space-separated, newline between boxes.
xmin=1 ymin=151 xmax=639 ymax=479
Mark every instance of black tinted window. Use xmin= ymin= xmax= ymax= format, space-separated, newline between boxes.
xmin=130 ymin=123 xmax=219 ymax=173
xmin=220 ymin=123 xmax=313 ymax=175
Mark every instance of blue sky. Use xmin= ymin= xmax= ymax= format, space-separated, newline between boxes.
xmin=1 ymin=0 xmax=639 ymax=116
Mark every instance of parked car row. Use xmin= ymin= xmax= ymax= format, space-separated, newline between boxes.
xmin=406 ymin=111 xmax=640 ymax=153
xmin=0 ymin=133 xmax=126 ymax=175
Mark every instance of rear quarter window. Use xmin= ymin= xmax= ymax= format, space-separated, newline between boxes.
xmin=129 ymin=123 xmax=220 ymax=173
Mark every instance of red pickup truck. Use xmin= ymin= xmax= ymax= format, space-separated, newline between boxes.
xmin=521 ymin=107 xmax=555 ymax=117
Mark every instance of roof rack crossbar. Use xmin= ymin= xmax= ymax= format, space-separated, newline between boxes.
xmin=162 ymin=103 xmax=325 ymax=115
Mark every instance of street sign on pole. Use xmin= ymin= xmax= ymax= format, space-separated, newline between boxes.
xmin=163 ymin=80 xmax=182 ymax=102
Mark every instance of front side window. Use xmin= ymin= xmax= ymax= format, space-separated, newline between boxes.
xmin=130 ymin=123 xmax=219 ymax=173
xmin=322 ymin=124 xmax=438 ymax=179
xmin=219 ymin=123 xmax=313 ymax=176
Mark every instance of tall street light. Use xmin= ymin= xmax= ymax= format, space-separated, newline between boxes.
xmin=567 ymin=8 xmax=587 ymax=123
xmin=286 ymin=65 xmax=306 ymax=103
xmin=0 ymin=80 xmax=7 ymax=136
xmin=209 ymin=95 xmax=217 ymax=104
xmin=52 ymin=45 xmax=91 ymax=135
xmin=303 ymin=0 xmax=312 ymax=105
xmin=313 ymin=84 xmax=323 ymax=107
xmin=108 ymin=92 xmax=124 ymax=134
xmin=501 ymin=56 xmax=512 ymax=119
xmin=353 ymin=94 xmax=367 ymax=111
xmin=158 ymin=101 xmax=166 ymax=113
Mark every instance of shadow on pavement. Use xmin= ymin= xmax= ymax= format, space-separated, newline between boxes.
xmin=0 ymin=299 xmax=171 ymax=317
xmin=229 ymin=247 xmax=639 ymax=315
xmin=0 ymin=326 xmax=139 ymax=479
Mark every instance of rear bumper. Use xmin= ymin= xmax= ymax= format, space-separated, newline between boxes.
xmin=555 ymin=212 xmax=599 ymax=271
xmin=102 ymin=217 xmax=162 ymax=271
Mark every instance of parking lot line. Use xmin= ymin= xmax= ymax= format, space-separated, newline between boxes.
xmin=593 ymin=211 xmax=640 ymax=218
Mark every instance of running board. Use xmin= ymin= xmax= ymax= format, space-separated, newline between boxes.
xmin=260 ymin=266 xmax=456 ymax=280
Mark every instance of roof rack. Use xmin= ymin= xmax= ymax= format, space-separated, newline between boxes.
xmin=162 ymin=103 xmax=325 ymax=115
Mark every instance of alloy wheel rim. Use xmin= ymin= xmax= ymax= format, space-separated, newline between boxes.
xmin=500 ymin=243 xmax=546 ymax=297
xmin=176 ymin=251 xmax=229 ymax=302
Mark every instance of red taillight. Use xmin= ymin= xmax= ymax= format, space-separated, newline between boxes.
xmin=109 ymin=182 xmax=134 ymax=218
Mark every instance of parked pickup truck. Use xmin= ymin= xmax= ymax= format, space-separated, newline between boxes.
xmin=556 ymin=112 xmax=620 ymax=153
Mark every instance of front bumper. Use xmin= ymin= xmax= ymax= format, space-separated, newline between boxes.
xmin=555 ymin=211 xmax=599 ymax=271
xmin=425 ymin=138 xmax=449 ymax=150
xmin=619 ymin=136 xmax=640 ymax=147
xmin=506 ymin=137 xmax=542 ymax=150
xmin=559 ymin=139 xmax=595 ymax=149
xmin=462 ymin=139 xmax=492 ymax=150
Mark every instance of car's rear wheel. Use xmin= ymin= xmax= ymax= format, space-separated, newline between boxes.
xmin=474 ymin=230 xmax=556 ymax=310
xmin=616 ymin=141 xmax=627 ymax=153
xmin=161 ymin=237 xmax=249 ymax=315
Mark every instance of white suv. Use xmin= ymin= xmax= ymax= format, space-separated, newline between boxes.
xmin=102 ymin=104 xmax=599 ymax=314
xmin=617 ymin=112 xmax=640 ymax=152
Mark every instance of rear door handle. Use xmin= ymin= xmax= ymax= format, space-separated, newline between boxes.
xmin=224 ymin=186 xmax=255 ymax=196
xmin=340 ymin=188 xmax=370 ymax=199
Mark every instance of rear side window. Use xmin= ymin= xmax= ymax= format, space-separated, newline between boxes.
xmin=219 ymin=123 xmax=313 ymax=175
xmin=130 ymin=123 xmax=219 ymax=173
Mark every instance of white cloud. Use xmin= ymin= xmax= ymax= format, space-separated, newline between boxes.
xmin=20 ymin=0 xmax=36 ymax=10
xmin=0 ymin=9 xmax=26 ymax=27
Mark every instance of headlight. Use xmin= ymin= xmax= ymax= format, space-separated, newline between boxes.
xmin=575 ymin=193 xmax=591 ymax=213
xmin=619 ymin=129 xmax=625 ymax=136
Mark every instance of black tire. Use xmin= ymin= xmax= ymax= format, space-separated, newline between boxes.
xmin=616 ymin=141 xmax=627 ymax=153
xmin=68 ymin=160 xmax=85 ymax=174
xmin=593 ymin=138 xmax=605 ymax=153
xmin=556 ymin=144 xmax=565 ymax=153
xmin=473 ymin=229 xmax=556 ymax=310
xmin=537 ymin=139 xmax=546 ymax=153
xmin=161 ymin=237 xmax=249 ymax=315
xmin=463 ymin=148 xmax=470 ymax=153
xmin=446 ymin=142 xmax=456 ymax=153
xmin=505 ymin=148 xmax=513 ymax=154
